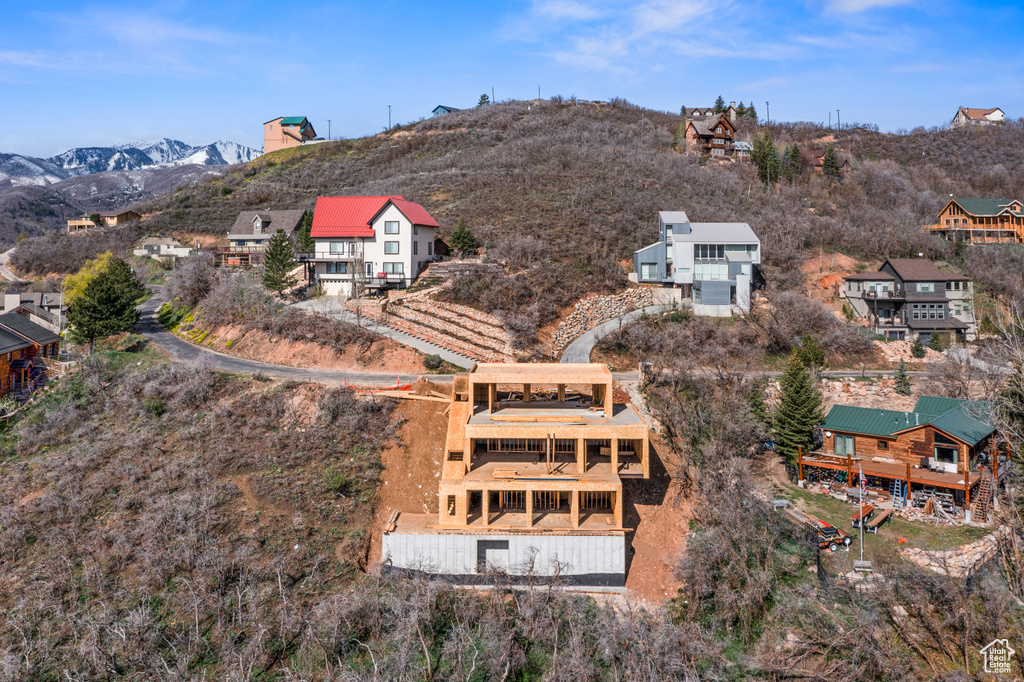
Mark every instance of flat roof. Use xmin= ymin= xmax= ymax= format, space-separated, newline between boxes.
xmin=467 ymin=403 xmax=643 ymax=427
xmin=468 ymin=363 xmax=612 ymax=385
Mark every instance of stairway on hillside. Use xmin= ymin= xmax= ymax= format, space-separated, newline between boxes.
xmin=972 ymin=470 xmax=993 ymax=523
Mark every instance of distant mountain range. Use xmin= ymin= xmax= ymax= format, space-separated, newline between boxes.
xmin=0 ymin=138 xmax=261 ymax=187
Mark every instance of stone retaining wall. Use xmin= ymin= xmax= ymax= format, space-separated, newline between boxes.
xmin=551 ymin=289 xmax=653 ymax=354
xmin=900 ymin=526 xmax=1011 ymax=577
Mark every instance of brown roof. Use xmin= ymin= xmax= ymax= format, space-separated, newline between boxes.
xmin=98 ymin=209 xmax=141 ymax=218
xmin=688 ymin=114 xmax=733 ymax=137
xmin=960 ymin=107 xmax=1001 ymax=120
xmin=228 ymin=209 xmax=305 ymax=237
xmin=844 ymin=270 xmax=894 ymax=281
xmin=800 ymin=148 xmax=850 ymax=168
xmin=884 ymin=258 xmax=969 ymax=282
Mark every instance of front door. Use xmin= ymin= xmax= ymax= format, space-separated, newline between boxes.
xmin=835 ymin=434 xmax=855 ymax=458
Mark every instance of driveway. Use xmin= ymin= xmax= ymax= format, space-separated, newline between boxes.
xmin=0 ymin=248 xmax=29 ymax=285
xmin=560 ymin=305 xmax=675 ymax=363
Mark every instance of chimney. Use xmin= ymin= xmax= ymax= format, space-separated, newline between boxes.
xmin=915 ymin=413 xmax=919 ymax=425
xmin=729 ymin=101 xmax=737 ymax=122
xmin=3 ymin=290 xmax=20 ymax=313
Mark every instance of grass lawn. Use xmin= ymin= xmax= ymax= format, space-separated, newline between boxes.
xmin=773 ymin=479 xmax=992 ymax=572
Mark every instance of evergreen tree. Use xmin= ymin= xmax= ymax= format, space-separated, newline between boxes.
xmin=67 ymin=258 xmax=146 ymax=348
xmin=736 ymin=101 xmax=747 ymax=117
xmin=821 ymin=144 xmax=843 ymax=181
xmin=262 ymin=229 xmax=297 ymax=294
xmin=748 ymin=377 xmax=773 ymax=431
xmin=296 ymin=209 xmax=315 ymax=253
xmin=477 ymin=93 xmax=490 ymax=107
xmin=449 ymin=218 xmax=477 ymax=255
xmin=927 ymin=331 xmax=945 ymax=352
xmin=680 ymin=104 xmax=687 ymax=117
xmin=910 ymin=335 xmax=926 ymax=359
xmin=751 ymin=131 xmax=779 ymax=185
xmin=713 ymin=95 xmax=726 ymax=114
xmin=773 ymin=352 xmax=824 ymax=464
xmin=795 ymin=335 xmax=827 ymax=374
xmin=780 ymin=146 xmax=794 ymax=182
xmin=745 ymin=103 xmax=758 ymax=120
xmin=894 ymin=359 xmax=912 ymax=396
xmin=788 ymin=143 xmax=802 ymax=178
xmin=672 ymin=121 xmax=686 ymax=150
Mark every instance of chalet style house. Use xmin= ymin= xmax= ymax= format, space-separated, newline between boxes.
xmin=924 ymin=197 xmax=1024 ymax=243
xmin=801 ymin=397 xmax=1005 ymax=518
xmin=685 ymin=102 xmax=739 ymax=122
xmin=306 ymin=195 xmax=438 ymax=297
xmin=211 ymin=210 xmax=306 ymax=267
xmin=633 ymin=210 xmax=760 ymax=316
xmin=842 ymin=258 xmax=975 ymax=344
xmin=383 ymin=363 xmax=651 ymax=586
xmin=684 ymin=114 xmax=738 ymax=159
xmin=263 ymin=116 xmax=317 ymax=154
xmin=799 ymin=148 xmax=851 ymax=175
xmin=950 ymin=107 xmax=1005 ymax=129
xmin=0 ymin=312 xmax=60 ymax=397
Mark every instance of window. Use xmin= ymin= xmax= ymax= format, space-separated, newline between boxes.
xmin=715 ymin=126 xmax=722 ymax=133
xmin=917 ymin=282 xmax=934 ymax=293
xmin=835 ymin=434 xmax=855 ymax=457
xmin=365 ymin=262 xmax=373 ymax=277
xmin=413 ymin=241 xmax=419 ymax=255
xmin=427 ymin=242 xmax=433 ymax=256
xmin=326 ymin=262 xmax=347 ymax=274
xmin=383 ymin=262 xmax=404 ymax=274
xmin=329 ymin=241 xmax=345 ymax=255
xmin=384 ymin=221 xmax=399 ymax=234
xmin=696 ymin=244 xmax=725 ymax=260
xmin=447 ymin=495 xmax=456 ymax=516
xmin=413 ymin=225 xmax=419 ymax=235
xmin=946 ymin=282 xmax=952 ymax=290
xmin=938 ymin=309 xmax=944 ymax=319
xmin=935 ymin=445 xmax=958 ymax=464
xmin=384 ymin=241 xmax=399 ymax=255
xmin=640 ymin=263 xmax=658 ymax=280
xmin=877 ymin=440 xmax=888 ymax=450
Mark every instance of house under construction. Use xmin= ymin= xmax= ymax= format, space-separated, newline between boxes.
xmin=382 ymin=363 xmax=652 ymax=587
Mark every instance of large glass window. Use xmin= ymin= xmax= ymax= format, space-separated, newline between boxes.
xmin=835 ymin=434 xmax=855 ymax=457
xmin=329 ymin=242 xmax=345 ymax=255
xmin=384 ymin=241 xmax=399 ymax=255
xmin=696 ymin=244 xmax=726 ymax=260
xmin=384 ymin=221 xmax=400 ymax=234
xmin=640 ymin=263 xmax=658 ymax=280
xmin=326 ymin=262 xmax=347 ymax=274
xmin=383 ymin=262 xmax=404 ymax=274
xmin=917 ymin=282 xmax=934 ymax=293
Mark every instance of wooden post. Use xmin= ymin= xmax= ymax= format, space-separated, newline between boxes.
xmin=846 ymin=449 xmax=852 ymax=487
xmin=526 ymin=490 xmax=533 ymax=527
xmin=558 ymin=384 xmax=566 ymax=402
xmin=906 ymin=461 xmax=912 ymax=502
xmin=611 ymin=436 xmax=619 ymax=474
xmin=797 ymin=446 xmax=803 ymax=482
xmin=642 ymin=437 xmax=650 ymax=479
xmin=571 ymin=489 xmax=580 ymax=528
xmin=482 ymin=489 xmax=490 ymax=527
xmin=577 ymin=438 xmax=586 ymax=474
xmin=614 ymin=488 xmax=623 ymax=528
xmin=604 ymin=380 xmax=613 ymax=417
xmin=488 ymin=383 xmax=495 ymax=413
xmin=523 ymin=383 xmax=531 ymax=403
xmin=966 ymin=475 xmax=971 ymax=507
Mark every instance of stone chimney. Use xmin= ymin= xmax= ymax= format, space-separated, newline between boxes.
xmin=729 ymin=101 xmax=737 ymax=122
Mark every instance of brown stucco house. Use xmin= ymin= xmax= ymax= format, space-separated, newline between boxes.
xmin=263 ymin=117 xmax=317 ymax=154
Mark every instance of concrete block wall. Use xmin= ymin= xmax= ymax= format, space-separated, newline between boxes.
xmin=552 ymin=289 xmax=654 ymax=353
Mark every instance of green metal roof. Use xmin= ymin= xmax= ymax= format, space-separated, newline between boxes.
xmin=820 ymin=396 xmax=994 ymax=446
xmin=820 ymin=405 xmax=911 ymax=437
xmin=951 ymin=198 xmax=1020 ymax=216
xmin=278 ymin=116 xmax=307 ymax=125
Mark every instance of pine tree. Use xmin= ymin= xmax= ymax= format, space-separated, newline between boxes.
xmin=788 ymin=143 xmax=802 ymax=178
xmin=296 ymin=209 xmax=314 ymax=253
xmin=821 ymin=144 xmax=843 ymax=181
xmin=795 ymin=335 xmax=827 ymax=374
xmin=680 ymin=104 xmax=687 ymax=117
xmin=713 ymin=95 xmax=726 ymax=114
xmin=477 ymin=93 xmax=490 ymax=107
xmin=449 ymin=218 xmax=477 ymax=255
xmin=928 ymin=331 xmax=945 ymax=352
xmin=67 ymin=257 xmax=146 ymax=348
xmin=736 ymin=101 xmax=747 ymax=118
xmin=910 ymin=335 xmax=926 ymax=359
xmin=262 ymin=229 xmax=297 ymax=294
xmin=672 ymin=121 xmax=686 ymax=150
xmin=894 ymin=359 xmax=912 ymax=396
xmin=745 ymin=103 xmax=758 ymax=121
xmin=751 ymin=131 xmax=779 ymax=185
xmin=773 ymin=352 xmax=824 ymax=464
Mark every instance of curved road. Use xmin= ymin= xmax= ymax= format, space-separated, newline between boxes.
xmin=560 ymin=305 xmax=675 ymax=363
xmin=138 ymin=291 xmax=926 ymax=385
xmin=0 ymin=248 xmax=29 ymax=285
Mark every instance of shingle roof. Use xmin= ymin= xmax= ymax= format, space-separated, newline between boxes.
xmin=959 ymin=107 xmax=1002 ymax=120
xmin=0 ymin=312 xmax=59 ymax=345
xmin=688 ymin=114 xmax=730 ymax=137
xmin=228 ymin=210 xmax=305 ymax=238
xmin=884 ymin=258 xmax=969 ymax=282
xmin=0 ymin=327 xmax=31 ymax=355
xmin=948 ymin=198 xmax=1022 ymax=217
xmin=98 ymin=209 xmax=140 ymax=218
xmin=844 ymin=270 xmax=895 ymax=281
xmin=820 ymin=397 xmax=994 ymax=446
xmin=311 ymin=196 xmax=439 ymax=239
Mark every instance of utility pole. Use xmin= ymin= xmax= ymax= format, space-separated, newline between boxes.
xmin=327 ymin=119 xmax=331 ymax=141
xmin=538 ymin=85 xmax=541 ymax=100
xmin=765 ymin=101 xmax=770 ymax=125
xmin=492 ymin=86 xmax=495 ymax=104
xmin=829 ymin=111 xmax=831 ymax=129
xmin=836 ymin=109 xmax=840 ymax=129
xmin=387 ymin=105 xmax=392 ymax=129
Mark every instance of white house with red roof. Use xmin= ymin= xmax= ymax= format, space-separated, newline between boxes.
xmin=309 ymin=195 xmax=439 ymax=297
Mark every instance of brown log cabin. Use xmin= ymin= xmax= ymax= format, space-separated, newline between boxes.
xmin=924 ymin=197 xmax=1024 ymax=243
xmin=0 ymin=312 xmax=60 ymax=396
xmin=799 ymin=396 xmax=1007 ymax=511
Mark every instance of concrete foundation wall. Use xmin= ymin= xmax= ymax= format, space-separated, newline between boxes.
xmin=382 ymin=532 xmax=625 ymax=586
xmin=692 ymin=303 xmax=733 ymax=317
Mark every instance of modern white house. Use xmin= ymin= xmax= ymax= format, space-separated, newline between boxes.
xmin=632 ymin=210 xmax=761 ymax=316
xmin=307 ymin=196 xmax=438 ymax=297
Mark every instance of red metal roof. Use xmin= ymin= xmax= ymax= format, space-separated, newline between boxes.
xmin=310 ymin=196 xmax=439 ymax=238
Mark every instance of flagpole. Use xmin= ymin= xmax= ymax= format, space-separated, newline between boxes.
xmin=859 ymin=464 xmax=865 ymax=564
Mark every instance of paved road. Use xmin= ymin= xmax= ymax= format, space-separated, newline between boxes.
xmin=560 ymin=305 xmax=675 ymax=363
xmin=136 ymin=288 xmax=448 ymax=386
xmin=291 ymin=297 xmax=475 ymax=369
xmin=0 ymin=248 xmax=29 ymax=285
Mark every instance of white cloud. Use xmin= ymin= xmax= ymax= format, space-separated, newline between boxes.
xmin=534 ymin=0 xmax=603 ymax=20
xmin=825 ymin=0 xmax=914 ymax=13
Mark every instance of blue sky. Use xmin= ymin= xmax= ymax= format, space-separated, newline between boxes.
xmin=2 ymin=0 xmax=1022 ymax=157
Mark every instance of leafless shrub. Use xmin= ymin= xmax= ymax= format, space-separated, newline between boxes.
xmin=165 ymin=251 xmax=219 ymax=308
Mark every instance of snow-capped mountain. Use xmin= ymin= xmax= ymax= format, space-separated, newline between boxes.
xmin=0 ymin=138 xmax=261 ymax=187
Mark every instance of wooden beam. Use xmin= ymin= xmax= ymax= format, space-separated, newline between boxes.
xmin=571 ymin=489 xmax=579 ymax=528
xmin=523 ymin=383 xmax=531 ymax=402
xmin=577 ymin=437 xmax=586 ymax=474
xmin=558 ymin=384 xmax=566 ymax=402
xmin=611 ymin=436 xmax=619 ymax=474
xmin=797 ymin=446 xmax=803 ymax=481
xmin=526 ymin=490 xmax=533 ymax=527
xmin=482 ymin=490 xmax=489 ymax=527
xmin=614 ymin=489 xmax=623 ymax=528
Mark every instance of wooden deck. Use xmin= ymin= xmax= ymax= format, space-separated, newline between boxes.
xmin=800 ymin=451 xmax=973 ymax=491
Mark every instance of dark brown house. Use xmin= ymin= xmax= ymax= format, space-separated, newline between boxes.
xmin=684 ymin=114 xmax=738 ymax=159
